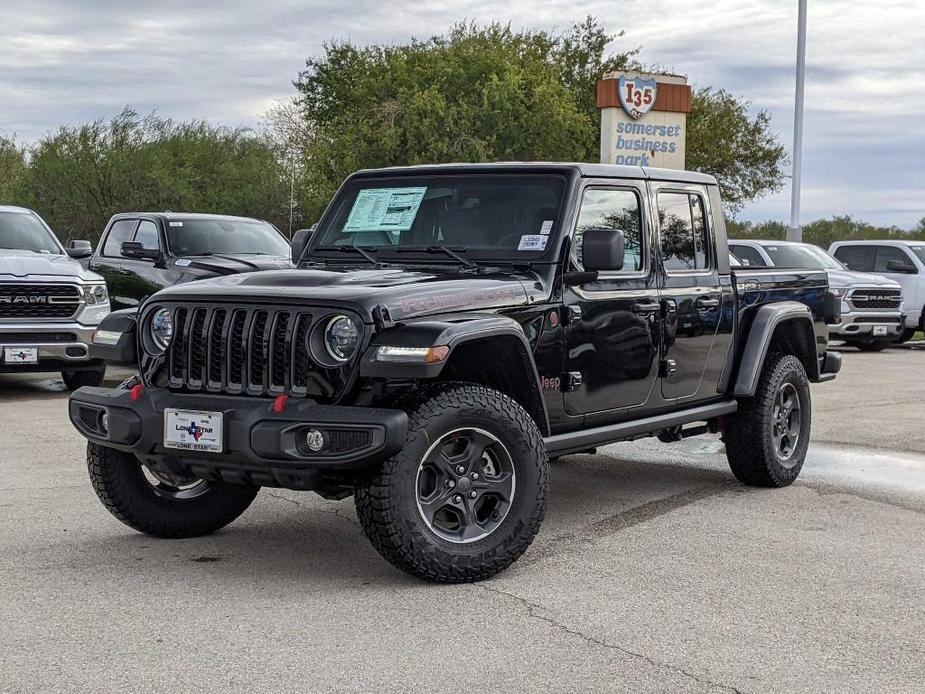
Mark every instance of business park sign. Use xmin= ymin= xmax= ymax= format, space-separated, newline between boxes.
xmin=597 ymin=71 xmax=692 ymax=170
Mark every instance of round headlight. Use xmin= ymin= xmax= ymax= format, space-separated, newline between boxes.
xmin=324 ymin=315 xmax=359 ymax=362
xmin=150 ymin=308 xmax=174 ymax=351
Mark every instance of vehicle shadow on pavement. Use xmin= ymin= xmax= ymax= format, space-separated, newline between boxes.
xmin=71 ymin=456 xmax=740 ymax=586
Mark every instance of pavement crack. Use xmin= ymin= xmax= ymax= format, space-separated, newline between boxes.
xmin=476 ymin=583 xmax=746 ymax=694
xmin=267 ymin=492 xmax=358 ymax=526
xmin=267 ymin=491 xmax=302 ymax=507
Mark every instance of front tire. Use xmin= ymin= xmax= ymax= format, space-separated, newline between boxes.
xmin=87 ymin=442 xmax=259 ymax=538
xmin=355 ymin=383 xmax=548 ymax=583
xmin=62 ymin=366 xmax=105 ymax=389
xmin=724 ymin=353 xmax=811 ymax=487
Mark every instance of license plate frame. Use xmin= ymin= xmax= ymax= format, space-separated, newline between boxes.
xmin=3 ymin=346 xmax=38 ymax=364
xmin=163 ymin=408 xmax=224 ymax=453
xmin=872 ymin=325 xmax=888 ymax=336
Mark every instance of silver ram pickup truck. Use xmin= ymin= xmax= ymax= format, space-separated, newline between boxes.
xmin=0 ymin=205 xmax=109 ymax=387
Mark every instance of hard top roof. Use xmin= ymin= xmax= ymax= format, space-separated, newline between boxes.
xmin=351 ymin=161 xmax=717 ymax=185
xmin=110 ymin=212 xmax=267 ymax=223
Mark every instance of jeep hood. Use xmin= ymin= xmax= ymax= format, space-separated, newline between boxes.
xmin=151 ymin=265 xmax=542 ymax=321
xmin=0 ymin=249 xmax=103 ymax=282
xmin=824 ymin=268 xmax=901 ymax=289
xmin=169 ymin=253 xmax=293 ymax=277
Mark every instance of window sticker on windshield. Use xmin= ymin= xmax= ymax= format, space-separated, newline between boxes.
xmin=344 ymin=187 xmax=427 ymax=233
xmin=767 ymin=246 xmax=778 ymax=251
xmin=175 ymin=258 xmax=192 ymax=267
xmin=539 ymin=220 xmax=554 ymax=235
xmin=518 ymin=235 xmax=548 ymax=252
xmin=169 ymin=221 xmax=183 ymax=227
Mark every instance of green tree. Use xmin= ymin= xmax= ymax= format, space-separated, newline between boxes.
xmin=19 ymin=108 xmax=290 ymax=241
xmin=0 ymin=135 xmax=27 ymax=204
xmin=280 ymin=18 xmax=786 ymax=220
xmin=686 ymin=89 xmax=787 ymax=215
xmin=728 ymin=215 xmax=925 ymax=247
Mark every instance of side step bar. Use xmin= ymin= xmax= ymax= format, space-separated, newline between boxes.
xmin=543 ymin=400 xmax=738 ymax=456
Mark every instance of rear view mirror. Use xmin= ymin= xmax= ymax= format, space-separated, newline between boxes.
xmin=121 ymin=241 xmax=160 ymax=261
xmin=885 ymin=259 xmax=916 ymax=274
xmin=66 ymin=239 xmax=93 ymax=259
xmin=581 ymin=229 xmax=625 ymax=272
xmin=291 ymin=227 xmax=315 ymax=264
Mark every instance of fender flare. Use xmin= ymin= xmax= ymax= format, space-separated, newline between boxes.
xmin=732 ymin=301 xmax=819 ymax=397
xmin=88 ymin=307 xmax=139 ymax=366
xmin=360 ymin=313 xmax=550 ymax=434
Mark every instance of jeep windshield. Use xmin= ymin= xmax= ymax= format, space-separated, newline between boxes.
xmin=762 ymin=243 xmax=844 ymax=270
xmin=0 ymin=211 xmax=62 ymax=255
xmin=166 ymin=218 xmax=290 ymax=257
xmin=308 ymin=174 xmax=567 ymax=263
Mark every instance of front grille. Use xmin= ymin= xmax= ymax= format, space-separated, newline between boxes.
xmin=849 ymin=289 xmax=902 ymax=310
xmin=0 ymin=332 xmax=78 ymax=343
xmin=0 ymin=284 xmax=81 ymax=319
xmin=163 ymin=305 xmax=352 ymax=399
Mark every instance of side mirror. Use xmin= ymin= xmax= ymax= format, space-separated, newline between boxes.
xmin=66 ymin=239 xmax=93 ymax=259
xmin=581 ymin=229 xmax=625 ymax=272
xmin=885 ymin=259 xmax=916 ymax=274
xmin=291 ymin=227 xmax=315 ymax=264
xmin=121 ymin=241 xmax=160 ymax=261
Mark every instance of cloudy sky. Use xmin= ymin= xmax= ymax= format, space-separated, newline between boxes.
xmin=2 ymin=0 xmax=923 ymax=227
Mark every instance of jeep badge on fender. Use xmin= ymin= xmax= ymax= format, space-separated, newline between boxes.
xmin=68 ymin=163 xmax=841 ymax=583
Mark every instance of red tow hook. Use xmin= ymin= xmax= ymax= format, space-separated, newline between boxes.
xmin=129 ymin=384 xmax=144 ymax=402
xmin=273 ymin=395 xmax=289 ymax=413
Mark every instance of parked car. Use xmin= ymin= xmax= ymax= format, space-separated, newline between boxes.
xmin=69 ymin=163 xmax=840 ymax=583
xmin=829 ymin=240 xmax=925 ymax=343
xmin=0 ymin=205 xmax=108 ymax=387
xmin=729 ymin=239 xmax=904 ymax=351
xmin=89 ymin=213 xmax=293 ymax=310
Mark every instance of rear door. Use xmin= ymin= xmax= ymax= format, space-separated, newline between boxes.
xmin=562 ymin=180 xmax=661 ymax=420
xmin=652 ymin=185 xmax=724 ymax=400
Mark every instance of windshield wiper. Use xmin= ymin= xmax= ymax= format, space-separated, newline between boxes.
xmin=316 ymin=245 xmax=386 ymax=267
xmin=395 ymin=245 xmax=478 ymax=270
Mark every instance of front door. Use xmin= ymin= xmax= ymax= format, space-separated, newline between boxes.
xmin=563 ymin=182 xmax=661 ymax=419
xmin=653 ymin=186 xmax=723 ymax=400
xmin=117 ymin=219 xmax=166 ymax=305
xmin=90 ymin=218 xmax=139 ymax=310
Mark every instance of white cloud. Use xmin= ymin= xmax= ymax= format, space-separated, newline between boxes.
xmin=0 ymin=0 xmax=923 ymax=226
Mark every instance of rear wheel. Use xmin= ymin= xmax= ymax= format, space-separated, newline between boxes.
xmin=355 ymin=383 xmax=548 ymax=583
xmin=724 ymin=353 xmax=811 ymax=487
xmin=87 ymin=442 xmax=259 ymax=538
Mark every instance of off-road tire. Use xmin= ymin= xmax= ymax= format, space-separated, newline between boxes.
xmin=62 ymin=366 xmax=106 ymax=389
xmin=724 ymin=353 xmax=811 ymax=487
xmin=355 ymin=383 xmax=548 ymax=583
xmin=87 ymin=442 xmax=259 ymax=538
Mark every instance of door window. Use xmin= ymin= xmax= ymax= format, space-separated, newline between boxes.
xmin=102 ymin=219 xmax=139 ymax=257
xmin=657 ymin=192 xmax=711 ymax=272
xmin=729 ymin=244 xmax=767 ymax=267
xmin=574 ymin=188 xmax=643 ymax=273
xmin=832 ymin=245 xmax=875 ymax=272
xmin=875 ymin=245 xmax=916 ymax=273
xmin=132 ymin=220 xmax=160 ymax=252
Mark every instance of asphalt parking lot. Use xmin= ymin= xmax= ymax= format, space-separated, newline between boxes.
xmin=1 ymin=347 xmax=923 ymax=693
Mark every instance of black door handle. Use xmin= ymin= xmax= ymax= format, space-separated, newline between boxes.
xmin=695 ymin=297 xmax=720 ymax=309
xmin=632 ymin=301 xmax=660 ymax=314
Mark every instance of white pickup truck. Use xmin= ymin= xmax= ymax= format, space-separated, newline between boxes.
xmin=0 ymin=205 xmax=110 ymax=387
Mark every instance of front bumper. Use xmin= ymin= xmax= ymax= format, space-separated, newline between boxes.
xmin=0 ymin=320 xmax=101 ymax=372
xmin=828 ymin=309 xmax=904 ymax=339
xmin=68 ymin=386 xmax=408 ymax=488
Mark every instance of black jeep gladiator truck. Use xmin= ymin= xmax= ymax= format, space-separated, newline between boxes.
xmin=69 ymin=163 xmax=841 ymax=583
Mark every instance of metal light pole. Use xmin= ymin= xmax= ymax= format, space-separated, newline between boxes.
xmin=288 ymin=149 xmax=297 ymax=240
xmin=788 ymin=0 xmax=808 ymax=242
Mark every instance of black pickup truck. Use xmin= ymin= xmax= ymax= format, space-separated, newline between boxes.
xmin=69 ymin=163 xmax=841 ymax=583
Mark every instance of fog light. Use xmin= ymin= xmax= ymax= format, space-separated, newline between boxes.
xmin=99 ymin=411 xmax=110 ymax=435
xmin=305 ymin=428 xmax=325 ymax=452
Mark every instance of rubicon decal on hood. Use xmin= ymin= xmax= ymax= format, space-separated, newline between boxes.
xmin=394 ymin=286 xmax=523 ymax=317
